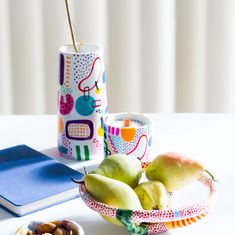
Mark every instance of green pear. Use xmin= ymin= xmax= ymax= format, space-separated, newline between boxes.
xmin=84 ymin=173 xmax=143 ymax=226
xmin=92 ymin=154 xmax=142 ymax=188
xmin=145 ymin=152 xmax=215 ymax=191
xmin=134 ymin=181 xmax=171 ymax=210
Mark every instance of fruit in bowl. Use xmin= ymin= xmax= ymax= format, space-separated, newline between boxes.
xmin=134 ymin=181 xmax=171 ymax=210
xmin=145 ymin=152 xmax=216 ymax=191
xmin=91 ymin=154 xmax=142 ymax=188
xmin=84 ymin=173 xmax=143 ymax=225
xmin=77 ymin=153 xmax=216 ymax=231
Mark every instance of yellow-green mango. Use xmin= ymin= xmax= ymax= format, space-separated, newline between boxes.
xmin=92 ymin=154 xmax=142 ymax=188
xmin=145 ymin=152 xmax=213 ymax=191
xmin=84 ymin=173 xmax=142 ymax=226
xmin=134 ymin=181 xmax=170 ymax=210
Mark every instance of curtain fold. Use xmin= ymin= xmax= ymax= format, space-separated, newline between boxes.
xmin=205 ymin=0 xmax=235 ymax=112
xmin=8 ymin=0 xmax=45 ymax=114
xmin=0 ymin=0 xmax=235 ymax=114
xmin=0 ymin=0 xmax=13 ymax=114
xmin=41 ymin=0 xmax=70 ymax=114
xmin=108 ymin=0 xmax=141 ymax=112
xmin=176 ymin=0 xmax=206 ymax=112
xmin=141 ymin=0 xmax=175 ymax=112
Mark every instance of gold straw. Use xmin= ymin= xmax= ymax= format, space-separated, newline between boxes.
xmin=64 ymin=0 xmax=79 ymax=53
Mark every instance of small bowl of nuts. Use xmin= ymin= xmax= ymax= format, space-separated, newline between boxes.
xmin=15 ymin=220 xmax=84 ymax=235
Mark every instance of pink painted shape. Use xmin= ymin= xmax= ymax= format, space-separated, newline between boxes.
xmin=127 ymin=134 xmax=148 ymax=160
xmin=59 ymin=94 xmax=74 ymax=115
xmin=78 ymin=57 xmax=102 ymax=92
xmin=115 ymin=128 xmax=120 ymax=136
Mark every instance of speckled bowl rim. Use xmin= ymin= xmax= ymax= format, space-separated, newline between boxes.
xmin=79 ymin=166 xmax=216 ymax=224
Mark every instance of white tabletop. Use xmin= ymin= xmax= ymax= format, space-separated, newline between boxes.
xmin=0 ymin=114 xmax=234 ymax=235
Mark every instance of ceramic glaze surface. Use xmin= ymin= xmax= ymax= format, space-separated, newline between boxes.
xmin=58 ymin=43 xmax=108 ymax=161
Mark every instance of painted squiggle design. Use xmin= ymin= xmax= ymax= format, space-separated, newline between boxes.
xmin=78 ymin=57 xmax=102 ymax=92
xmin=108 ymin=135 xmax=118 ymax=154
xmin=127 ymin=134 xmax=148 ymax=160
xmin=93 ymin=138 xmax=103 ymax=150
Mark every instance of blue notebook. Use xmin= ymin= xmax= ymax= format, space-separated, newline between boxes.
xmin=0 ymin=145 xmax=83 ymax=216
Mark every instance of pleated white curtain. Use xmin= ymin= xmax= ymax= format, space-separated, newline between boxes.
xmin=0 ymin=0 xmax=235 ymax=114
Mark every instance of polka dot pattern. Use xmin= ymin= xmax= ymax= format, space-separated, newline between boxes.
xmin=80 ymin=184 xmax=116 ymax=218
xmin=59 ymin=94 xmax=74 ymax=115
xmin=58 ymin=130 xmax=72 ymax=157
xmin=147 ymin=223 xmax=168 ymax=234
xmin=73 ymin=53 xmax=98 ymax=83
xmin=60 ymin=84 xmax=72 ymax=95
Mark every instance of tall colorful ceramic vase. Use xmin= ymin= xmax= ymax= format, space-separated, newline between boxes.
xmin=57 ymin=43 xmax=108 ymax=160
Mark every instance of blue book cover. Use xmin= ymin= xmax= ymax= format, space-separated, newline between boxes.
xmin=0 ymin=145 xmax=83 ymax=216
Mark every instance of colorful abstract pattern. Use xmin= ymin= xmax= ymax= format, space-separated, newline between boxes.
xmin=79 ymin=173 xmax=216 ymax=235
xmin=103 ymin=114 xmax=151 ymax=161
xmin=58 ymin=44 xmax=107 ymax=160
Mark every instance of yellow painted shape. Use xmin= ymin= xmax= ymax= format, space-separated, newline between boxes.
xmin=98 ymin=126 xmax=104 ymax=137
xmin=121 ymin=128 xmax=136 ymax=142
xmin=58 ymin=116 xmax=64 ymax=134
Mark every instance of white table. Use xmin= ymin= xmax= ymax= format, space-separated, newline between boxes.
xmin=0 ymin=114 xmax=234 ymax=235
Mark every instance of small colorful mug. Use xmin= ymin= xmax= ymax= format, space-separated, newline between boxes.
xmin=57 ymin=43 xmax=108 ymax=161
xmin=103 ymin=113 xmax=152 ymax=161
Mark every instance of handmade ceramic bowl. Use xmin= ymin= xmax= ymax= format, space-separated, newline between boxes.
xmin=79 ymin=162 xmax=217 ymax=235
xmin=15 ymin=220 xmax=84 ymax=235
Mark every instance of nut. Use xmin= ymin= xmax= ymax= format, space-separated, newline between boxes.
xmin=53 ymin=227 xmax=70 ymax=235
xmin=26 ymin=231 xmax=35 ymax=235
xmin=25 ymin=221 xmax=75 ymax=235
xmin=36 ymin=223 xmax=56 ymax=233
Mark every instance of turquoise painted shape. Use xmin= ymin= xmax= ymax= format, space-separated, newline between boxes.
xmin=116 ymin=209 xmax=148 ymax=235
xmin=75 ymin=96 xmax=95 ymax=116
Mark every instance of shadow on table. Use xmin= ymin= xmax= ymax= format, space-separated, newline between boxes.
xmin=67 ymin=218 xmax=128 ymax=235
xmin=79 ymin=220 xmax=127 ymax=235
xmin=41 ymin=146 xmax=101 ymax=172
xmin=0 ymin=205 xmax=15 ymax=220
xmin=65 ymin=215 xmax=172 ymax=235
xmin=41 ymin=147 xmax=82 ymax=167
xmin=41 ymin=147 xmax=68 ymax=162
